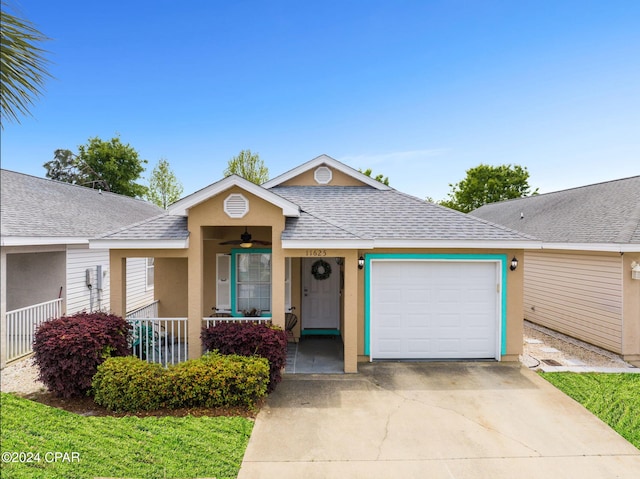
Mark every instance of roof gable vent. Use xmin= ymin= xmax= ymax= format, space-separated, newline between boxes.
xmin=224 ymin=193 xmax=249 ymax=218
xmin=314 ymin=166 xmax=333 ymax=185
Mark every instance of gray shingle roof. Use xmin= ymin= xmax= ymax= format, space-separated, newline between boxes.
xmin=80 ymin=181 xmax=535 ymax=244
xmin=98 ymin=214 xmax=188 ymax=240
xmin=272 ymin=186 xmax=533 ymax=242
xmin=1 ymin=169 xmax=162 ymax=240
xmin=470 ymin=176 xmax=640 ymax=244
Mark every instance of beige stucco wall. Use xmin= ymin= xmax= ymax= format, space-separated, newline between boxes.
xmin=280 ymin=166 xmax=369 ymax=187
xmin=155 ymin=258 xmax=188 ymax=317
xmin=186 ymin=186 xmax=287 ymax=359
xmin=109 ymin=249 xmax=187 ymax=317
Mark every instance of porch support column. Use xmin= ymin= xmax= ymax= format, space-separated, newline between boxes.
xmin=109 ymin=251 xmax=127 ymax=317
xmin=343 ymin=250 xmax=359 ymax=373
xmin=271 ymin=228 xmax=285 ymax=329
xmin=187 ymin=226 xmax=203 ymax=360
xmin=1 ymin=249 xmax=7 ymax=368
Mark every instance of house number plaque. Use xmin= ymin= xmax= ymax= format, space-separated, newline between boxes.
xmin=305 ymin=249 xmax=327 ymax=257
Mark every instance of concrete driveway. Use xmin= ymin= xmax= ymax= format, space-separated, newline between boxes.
xmin=238 ymin=362 xmax=640 ymax=479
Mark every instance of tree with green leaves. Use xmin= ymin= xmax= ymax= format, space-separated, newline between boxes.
xmin=146 ymin=158 xmax=184 ymax=209
xmin=359 ymin=168 xmax=390 ymax=186
xmin=0 ymin=1 xmax=52 ymax=128
xmin=224 ymin=149 xmax=269 ymax=184
xmin=43 ymin=136 xmax=147 ymax=197
xmin=439 ymin=164 xmax=538 ymax=213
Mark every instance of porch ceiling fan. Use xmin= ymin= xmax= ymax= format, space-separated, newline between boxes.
xmin=219 ymin=227 xmax=272 ymax=248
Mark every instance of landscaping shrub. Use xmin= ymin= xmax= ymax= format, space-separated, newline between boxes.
xmin=91 ymin=353 xmax=269 ymax=412
xmin=33 ymin=312 xmax=130 ymax=398
xmin=201 ymin=322 xmax=288 ymax=393
xmin=92 ymin=356 xmax=167 ymax=412
xmin=165 ymin=352 xmax=269 ymax=409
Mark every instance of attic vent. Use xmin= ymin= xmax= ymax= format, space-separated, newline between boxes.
xmin=224 ymin=194 xmax=249 ymax=218
xmin=314 ymin=166 xmax=333 ymax=185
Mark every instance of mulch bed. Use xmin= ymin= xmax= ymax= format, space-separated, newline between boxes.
xmin=22 ymin=390 xmax=260 ymax=419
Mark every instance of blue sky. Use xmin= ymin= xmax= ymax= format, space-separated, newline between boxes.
xmin=2 ymin=0 xmax=638 ymax=202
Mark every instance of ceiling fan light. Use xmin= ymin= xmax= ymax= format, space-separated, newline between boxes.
xmin=240 ymin=242 xmax=253 ymax=248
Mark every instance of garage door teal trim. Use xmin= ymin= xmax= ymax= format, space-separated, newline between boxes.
xmin=364 ymin=253 xmax=508 ymax=358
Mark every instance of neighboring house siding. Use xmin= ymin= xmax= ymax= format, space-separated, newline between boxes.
xmin=5 ymin=251 xmax=66 ymax=311
xmin=524 ymin=251 xmax=623 ymax=353
xmin=126 ymin=257 xmax=154 ymax=313
xmin=66 ymin=248 xmax=153 ymax=315
xmin=66 ymin=246 xmax=110 ymax=314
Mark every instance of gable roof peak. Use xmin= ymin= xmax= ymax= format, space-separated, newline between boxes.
xmin=167 ymin=173 xmax=300 ymax=217
xmin=262 ymin=154 xmax=392 ymax=190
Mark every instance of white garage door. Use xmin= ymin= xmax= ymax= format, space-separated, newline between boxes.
xmin=370 ymin=261 xmax=500 ymax=360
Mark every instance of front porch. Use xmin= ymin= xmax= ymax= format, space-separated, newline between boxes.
xmin=108 ymin=245 xmax=360 ymax=373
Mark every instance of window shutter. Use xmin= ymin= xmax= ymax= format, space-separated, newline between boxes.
xmin=216 ymin=254 xmax=231 ymax=311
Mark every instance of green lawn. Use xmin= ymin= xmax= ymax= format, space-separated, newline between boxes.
xmin=540 ymin=372 xmax=640 ymax=449
xmin=0 ymin=392 xmax=253 ymax=479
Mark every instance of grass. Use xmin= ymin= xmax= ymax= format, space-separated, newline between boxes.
xmin=0 ymin=392 xmax=253 ymax=479
xmin=540 ymin=372 xmax=640 ymax=449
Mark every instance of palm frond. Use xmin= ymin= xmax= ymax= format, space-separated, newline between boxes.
xmin=0 ymin=1 xmax=52 ymax=128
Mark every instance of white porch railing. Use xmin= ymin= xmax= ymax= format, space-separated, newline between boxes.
xmin=127 ymin=300 xmax=159 ymax=319
xmin=126 ymin=317 xmax=188 ymax=366
xmin=5 ymin=298 xmax=64 ymax=363
xmin=122 ymin=313 xmax=272 ymax=367
xmin=202 ymin=316 xmax=271 ymax=329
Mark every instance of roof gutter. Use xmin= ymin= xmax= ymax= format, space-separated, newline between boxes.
xmin=281 ymin=239 xmax=542 ymax=250
xmin=89 ymin=239 xmax=189 ymax=250
xmin=540 ymin=242 xmax=640 ymax=253
xmin=1 ymin=236 xmax=88 ymax=247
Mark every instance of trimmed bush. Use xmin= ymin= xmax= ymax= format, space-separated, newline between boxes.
xmin=91 ymin=353 xmax=269 ymax=412
xmin=33 ymin=312 xmax=130 ymax=398
xmin=201 ymin=322 xmax=288 ymax=393
xmin=165 ymin=352 xmax=269 ymax=409
xmin=92 ymin=356 xmax=167 ymax=412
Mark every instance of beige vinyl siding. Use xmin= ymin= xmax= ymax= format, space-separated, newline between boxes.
xmin=126 ymin=257 xmax=155 ymax=313
xmin=524 ymin=251 xmax=623 ymax=353
xmin=66 ymin=246 xmax=110 ymax=314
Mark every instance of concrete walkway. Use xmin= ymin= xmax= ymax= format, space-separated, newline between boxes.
xmin=285 ymin=337 xmax=344 ymax=374
xmin=238 ymin=362 xmax=640 ymax=479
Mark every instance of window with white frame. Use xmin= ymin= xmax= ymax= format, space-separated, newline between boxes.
xmin=235 ymin=252 xmax=271 ymax=314
xmin=146 ymin=257 xmax=155 ymax=289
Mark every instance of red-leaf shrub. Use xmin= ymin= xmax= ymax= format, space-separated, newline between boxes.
xmin=201 ymin=322 xmax=288 ymax=393
xmin=33 ymin=312 xmax=131 ymax=398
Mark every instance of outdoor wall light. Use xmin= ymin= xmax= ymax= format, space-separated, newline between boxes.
xmin=358 ymin=256 xmax=365 ymax=270
xmin=632 ymin=261 xmax=640 ymax=280
xmin=510 ymin=257 xmax=519 ymax=271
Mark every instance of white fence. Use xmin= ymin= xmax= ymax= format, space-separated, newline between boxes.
xmin=5 ymin=298 xmax=64 ymax=363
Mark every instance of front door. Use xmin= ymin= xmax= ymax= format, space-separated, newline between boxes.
xmin=302 ymin=258 xmax=341 ymax=330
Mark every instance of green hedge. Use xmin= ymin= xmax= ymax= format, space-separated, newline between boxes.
xmin=92 ymin=352 xmax=269 ymax=413
xmin=92 ymin=356 xmax=167 ymax=412
xmin=165 ymin=353 xmax=269 ymax=409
